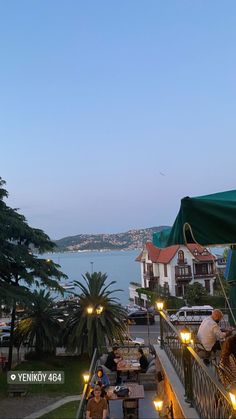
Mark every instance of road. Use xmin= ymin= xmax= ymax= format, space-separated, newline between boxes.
xmin=129 ymin=317 xmax=160 ymax=345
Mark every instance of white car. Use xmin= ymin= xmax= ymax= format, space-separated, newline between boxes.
xmin=114 ymin=335 xmax=145 ymax=346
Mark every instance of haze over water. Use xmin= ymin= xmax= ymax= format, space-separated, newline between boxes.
xmin=43 ymin=250 xmax=140 ymax=305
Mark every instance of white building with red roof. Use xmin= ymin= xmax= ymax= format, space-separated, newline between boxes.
xmin=130 ymin=242 xmax=216 ymax=305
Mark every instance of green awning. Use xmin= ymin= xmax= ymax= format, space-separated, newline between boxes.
xmin=153 ymin=190 xmax=236 ymax=247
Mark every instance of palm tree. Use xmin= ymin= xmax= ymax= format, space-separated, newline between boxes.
xmin=63 ymin=272 xmax=127 ymax=357
xmin=15 ymin=289 xmax=63 ymax=355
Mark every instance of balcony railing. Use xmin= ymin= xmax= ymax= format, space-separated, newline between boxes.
xmin=159 ymin=311 xmax=233 ymax=419
xmin=175 ymin=274 xmax=192 ymax=282
xmin=193 ymin=273 xmax=215 ymax=279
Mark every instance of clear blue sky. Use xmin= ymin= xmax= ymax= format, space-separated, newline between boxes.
xmin=1 ymin=1 xmax=236 ymax=239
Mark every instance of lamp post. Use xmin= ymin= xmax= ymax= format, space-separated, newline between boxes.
xmin=229 ymin=383 xmax=236 ymax=419
xmin=153 ymin=398 xmax=163 ymax=416
xmin=180 ymin=327 xmax=193 ymax=405
xmin=147 ymin=306 xmax=150 ymax=347
xmin=90 ymin=262 xmax=94 ymax=274
xmin=87 ymin=306 xmax=94 ymax=315
xmin=153 ymin=398 xmax=174 ymax=419
xmin=156 ymin=300 xmax=164 ymax=349
xmin=83 ymin=372 xmax=90 ymax=384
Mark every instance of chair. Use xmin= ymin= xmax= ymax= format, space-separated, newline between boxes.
xmin=122 ymin=399 xmax=138 ymax=419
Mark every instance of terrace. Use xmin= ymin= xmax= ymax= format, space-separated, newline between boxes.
xmin=76 ymin=306 xmax=236 ymax=419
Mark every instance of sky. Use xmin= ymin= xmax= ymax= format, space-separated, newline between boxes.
xmin=1 ymin=1 xmax=236 ymax=240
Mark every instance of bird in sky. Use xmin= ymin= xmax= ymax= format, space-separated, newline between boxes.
xmin=159 ymin=172 xmax=166 ymax=176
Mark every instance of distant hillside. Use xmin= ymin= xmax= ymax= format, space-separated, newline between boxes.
xmin=54 ymin=226 xmax=170 ymax=252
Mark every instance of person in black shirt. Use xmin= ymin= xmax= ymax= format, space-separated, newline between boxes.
xmin=105 ymin=346 xmax=122 ymax=384
xmin=137 ymin=348 xmax=149 ymax=372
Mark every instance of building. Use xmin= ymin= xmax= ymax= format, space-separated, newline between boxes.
xmin=129 ymin=241 xmax=216 ymax=306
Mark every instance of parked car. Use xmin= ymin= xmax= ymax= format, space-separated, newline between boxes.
xmin=0 ymin=333 xmax=10 ymax=347
xmin=169 ymin=305 xmax=213 ymax=325
xmin=0 ymin=326 xmax=11 ymax=333
xmin=128 ymin=310 xmax=155 ymax=325
xmin=114 ymin=334 xmax=145 ymax=346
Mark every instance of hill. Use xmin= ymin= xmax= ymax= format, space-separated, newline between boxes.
xmin=54 ymin=226 xmax=170 ymax=252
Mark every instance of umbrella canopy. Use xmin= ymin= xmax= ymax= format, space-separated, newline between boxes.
xmin=153 ymin=190 xmax=236 ymax=247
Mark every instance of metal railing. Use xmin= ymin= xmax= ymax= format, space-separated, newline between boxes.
xmin=159 ymin=310 xmax=233 ymax=419
xmin=189 ymin=347 xmax=232 ymax=419
xmin=76 ymin=348 xmax=99 ymax=419
xmin=160 ymin=310 xmax=184 ymax=384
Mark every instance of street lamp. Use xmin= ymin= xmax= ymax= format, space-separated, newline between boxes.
xmin=153 ymin=398 xmax=163 ymax=412
xmin=180 ymin=327 xmax=192 ymax=345
xmin=83 ymin=372 xmax=90 ymax=384
xmin=156 ymin=300 xmax=164 ymax=311
xmin=96 ymin=306 xmax=103 ymax=315
xmin=153 ymin=398 xmax=174 ymax=419
xmin=87 ymin=306 xmax=94 ymax=315
xmin=156 ymin=300 xmax=164 ymax=349
xmin=229 ymin=383 xmax=236 ymax=418
xmin=180 ymin=327 xmax=193 ymax=405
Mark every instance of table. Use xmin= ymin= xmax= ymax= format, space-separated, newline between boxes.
xmin=117 ymin=360 xmax=140 ymax=372
xmin=117 ymin=359 xmax=141 ymax=382
xmin=106 ymin=383 xmax=144 ymax=401
xmin=107 ymin=384 xmax=144 ymax=418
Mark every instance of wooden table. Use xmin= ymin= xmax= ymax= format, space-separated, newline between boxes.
xmin=107 ymin=383 xmax=144 ymax=401
xmin=117 ymin=360 xmax=140 ymax=372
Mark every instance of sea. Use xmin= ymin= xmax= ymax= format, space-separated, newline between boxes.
xmin=43 ymin=250 xmax=140 ymax=305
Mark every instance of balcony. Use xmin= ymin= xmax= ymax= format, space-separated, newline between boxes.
xmin=175 ymin=274 xmax=192 ymax=282
xmin=193 ymin=273 xmax=215 ymax=279
xmin=148 ymin=278 xmax=160 ymax=291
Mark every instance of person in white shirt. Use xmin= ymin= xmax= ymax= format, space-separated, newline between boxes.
xmin=197 ymin=309 xmax=231 ymax=363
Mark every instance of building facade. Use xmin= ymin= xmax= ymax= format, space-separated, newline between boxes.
xmin=129 ymin=241 xmax=216 ymax=306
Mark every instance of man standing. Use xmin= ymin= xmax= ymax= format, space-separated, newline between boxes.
xmin=86 ymin=385 xmax=107 ymax=419
xmin=197 ymin=309 xmax=231 ymax=363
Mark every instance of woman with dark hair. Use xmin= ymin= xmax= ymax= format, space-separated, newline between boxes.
xmin=90 ymin=366 xmax=110 ymax=396
xmin=137 ymin=347 xmax=149 ymax=372
xmin=218 ymin=335 xmax=236 ymax=387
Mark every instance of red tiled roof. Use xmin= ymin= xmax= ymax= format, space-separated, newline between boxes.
xmin=146 ymin=242 xmax=161 ymax=262
xmin=157 ymin=245 xmax=180 ymax=264
xmin=135 ymin=251 xmax=143 ymax=262
xmin=135 ymin=242 xmax=215 ymax=264
xmin=186 ymin=243 xmax=216 ymax=261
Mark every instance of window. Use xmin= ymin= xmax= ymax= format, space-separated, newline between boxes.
xmin=205 ymin=280 xmax=210 ymax=293
xmin=178 ymin=250 xmax=184 ymax=264
xmin=143 ymin=262 xmax=146 ymax=274
xmin=164 ymin=264 xmax=168 ymax=277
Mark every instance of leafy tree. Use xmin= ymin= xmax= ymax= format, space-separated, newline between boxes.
xmin=63 ymin=272 xmax=127 ymax=357
xmin=213 ymin=273 xmax=230 ymax=297
xmin=15 ymin=290 xmax=63 ymax=355
xmin=223 ymin=247 xmax=230 ymax=259
xmin=185 ymin=282 xmax=207 ymax=306
xmin=0 ymin=177 xmax=66 ymax=368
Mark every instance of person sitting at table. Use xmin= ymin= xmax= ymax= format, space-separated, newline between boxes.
xmin=90 ymin=366 xmax=110 ymax=397
xmin=86 ymin=385 xmax=108 ymax=419
xmin=197 ymin=309 xmax=231 ymax=364
xmin=137 ymin=348 xmax=149 ymax=372
xmin=218 ymin=335 xmax=236 ymax=387
xmin=105 ymin=345 xmax=123 ymax=384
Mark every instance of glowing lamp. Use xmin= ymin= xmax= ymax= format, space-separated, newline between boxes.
xmin=156 ymin=301 xmax=164 ymax=311
xmin=96 ymin=306 xmax=104 ymax=315
xmin=180 ymin=327 xmax=191 ymax=344
xmin=229 ymin=384 xmax=236 ymax=410
xmin=83 ymin=372 xmax=90 ymax=384
xmin=87 ymin=306 xmax=94 ymax=315
xmin=153 ymin=398 xmax=163 ymax=412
